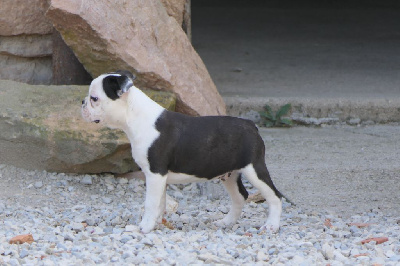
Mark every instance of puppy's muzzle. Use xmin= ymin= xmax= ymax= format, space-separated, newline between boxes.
xmin=81 ymin=98 xmax=100 ymax=123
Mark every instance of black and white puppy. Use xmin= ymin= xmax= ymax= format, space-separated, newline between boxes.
xmin=82 ymin=70 xmax=283 ymax=233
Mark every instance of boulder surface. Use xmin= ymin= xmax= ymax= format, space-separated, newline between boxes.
xmin=0 ymin=0 xmax=54 ymax=85
xmin=0 ymin=80 xmax=176 ymax=174
xmin=46 ymin=0 xmax=226 ymax=116
xmin=0 ymin=0 xmax=52 ymax=36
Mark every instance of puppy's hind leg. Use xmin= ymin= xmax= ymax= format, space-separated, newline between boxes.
xmin=242 ymin=162 xmax=282 ymax=233
xmin=216 ymin=171 xmax=248 ymax=227
xmin=157 ymin=186 xmax=167 ymax=224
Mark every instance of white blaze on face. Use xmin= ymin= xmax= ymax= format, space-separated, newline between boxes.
xmin=81 ymin=74 xmax=129 ymax=129
xmin=82 ymin=75 xmax=106 ymax=123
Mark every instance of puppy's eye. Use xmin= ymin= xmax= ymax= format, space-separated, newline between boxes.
xmin=90 ymin=96 xmax=98 ymax=102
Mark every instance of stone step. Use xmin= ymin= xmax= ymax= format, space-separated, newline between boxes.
xmin=225 ymin=96 xmax=400 ymax=126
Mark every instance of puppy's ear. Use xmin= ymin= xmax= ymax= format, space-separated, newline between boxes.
xmin=103 ymin=71 xmax=136 ymax=100
xmin=114 ymin=70 xmax=136 ymax=82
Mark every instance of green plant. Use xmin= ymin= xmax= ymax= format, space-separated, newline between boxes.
xmin=259 ymin=103 xmax=293 ymax=127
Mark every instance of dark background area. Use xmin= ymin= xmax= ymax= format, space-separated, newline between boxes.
xmin=191 ymin=0 xmax=400 ymax=97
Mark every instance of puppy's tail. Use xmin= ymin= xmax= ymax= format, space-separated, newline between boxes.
xmin=280 ymin=192 xmax=296 ymax=206
xmin=272 ymin=185 xmax=296 ymax=206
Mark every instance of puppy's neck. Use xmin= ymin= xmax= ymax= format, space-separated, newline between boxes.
xmin=124 ymin=87 xmax=165 ymax=140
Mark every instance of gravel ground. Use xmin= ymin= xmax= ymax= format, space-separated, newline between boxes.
xmin=1 ymin=125 xmax=400 ymax=265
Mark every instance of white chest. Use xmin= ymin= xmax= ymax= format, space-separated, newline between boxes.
xmin=128 ymin=125 xmax=160 ymax=170
xmin=124 ymin=88 xmax=165 ymax=170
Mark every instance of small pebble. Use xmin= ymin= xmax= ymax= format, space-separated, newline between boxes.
xmin=19 ymin=249 xmax=29 ymax=259
xmin=81 ymin=175 xmax=93 ymax=185
xmin=103 ymin=197 xmax=113 ymax=204
xmin=34 ymin=181 xmax=43 ymax=188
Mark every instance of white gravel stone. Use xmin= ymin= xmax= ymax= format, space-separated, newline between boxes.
xmin=125 ymin=225 xmax=140 ymax=232
xmin=34 ymin=181 xmax=43 ymax=188
xmin=118 ymin=178 xmax=129 ymax=184
xmin=348 ymin=118 xmax=361 ymax=125
xmin=81 ymin=175 xmax=93 ymax=185
xmin=256 ymin=250 xmax=269 ymax=262
xmin=71 ymin=222 xmax=84 ymax=232
xmin=322 ymin=243 xmax=335 ymax=260
xmin=102 ymin=197 xmax=113 ymax=204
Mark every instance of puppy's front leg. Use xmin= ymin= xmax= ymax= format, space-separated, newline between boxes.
xmin=140 ymin=173 xmax=167 ymax=233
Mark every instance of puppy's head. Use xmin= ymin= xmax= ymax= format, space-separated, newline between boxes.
xmin=81 ymin=70 xmax=136 ymax=129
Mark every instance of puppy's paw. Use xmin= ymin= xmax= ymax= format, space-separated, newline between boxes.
xmin=140 ymin=224 xmax=154 ymax=234
xmin=139 ymin=219 xmax=156 ymax=234
xmin=214 ymin=219 xmax=228 ymax=228
xmin=260 ymin=222 xmax=280 ymax=234
xmin=214 ymin=217 xmax=236 ymax=228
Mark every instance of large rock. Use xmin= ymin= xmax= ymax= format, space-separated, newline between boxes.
xmin=0 ymin=0 xmax=54 ymax=85
xmin=160 ymin=0 xmax=186 ymax=26
xmin=46 ymin=0 xmax=226 ymax=116
xmin=0 ymin=0 xmax=53 ymax=35
xmin=0 ymin=35 xmax=53 ymax=85
xmin=0 ymin=35 xmax=52 ymax=58
xmin=0 ymin=80 xmax=176 ymax=174
xmin=0 ymin=54 xmax=53 ymax=85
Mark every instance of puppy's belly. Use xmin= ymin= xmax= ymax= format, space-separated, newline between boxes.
xmin=166 ymin=172 xmax=211 ymax=184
